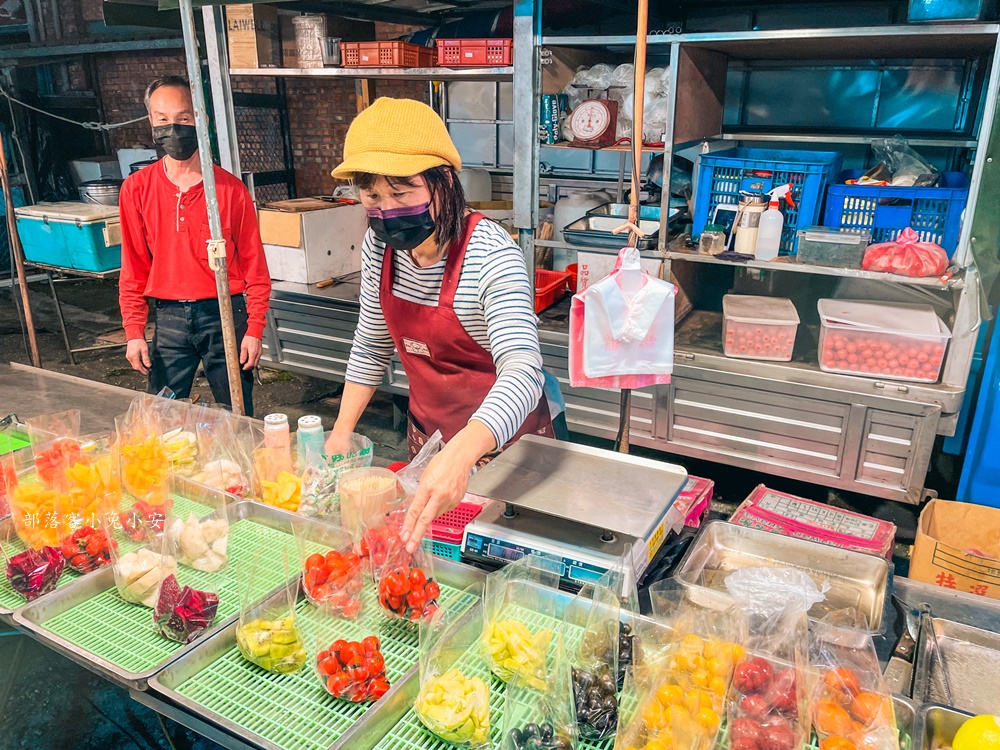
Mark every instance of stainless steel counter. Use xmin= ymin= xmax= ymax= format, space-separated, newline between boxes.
xmin=0 ymin=362 xmax=144 ymax=433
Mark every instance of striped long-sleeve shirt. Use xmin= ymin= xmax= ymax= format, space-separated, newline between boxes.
xmin=345 ymin=218 xmax=545 ymax=448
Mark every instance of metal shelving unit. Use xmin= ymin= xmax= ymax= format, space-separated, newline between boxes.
xmin=514 ymin=8 xmax=1000 ymax=504
xmin=203 ymin=1 xmax=1000 ymax=505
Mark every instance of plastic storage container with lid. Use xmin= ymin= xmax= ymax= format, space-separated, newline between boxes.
xmin=817 ymin=299 xmax=951 ymax=382
xmin=722 ymin=294 xmax=800 ymax=361
xmin=14 ymin=202 xmax=121 ymax=272
xmin=795 ymin=226 xmax=871 ymax=268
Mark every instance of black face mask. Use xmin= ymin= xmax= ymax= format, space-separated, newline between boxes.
xmin=366 ymin=203 xmax=436 ymax=251
xmin=152 ymin=123 xmax=199 ymax=161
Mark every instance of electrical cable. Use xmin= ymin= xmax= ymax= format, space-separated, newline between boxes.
xmin=156 ymin=713 xmax=180 ymax=750
xmin=0 ymin=85 xmax=147 ymax=131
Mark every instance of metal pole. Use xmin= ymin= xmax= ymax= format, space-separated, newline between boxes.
xmin=0 ymin=139 xmax=41 ymax=367
xmin=178 ymin=0 xmax=245 ymax=415
xmin=202 ymin=4 xmax=241 ymax=177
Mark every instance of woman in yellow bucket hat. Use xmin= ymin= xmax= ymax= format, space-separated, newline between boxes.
xmin=325 ymin=97 xmax=553 ymax=550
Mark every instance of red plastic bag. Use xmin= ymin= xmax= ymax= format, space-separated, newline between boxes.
xmin=861 ymin=228 xmax=949 ymax=278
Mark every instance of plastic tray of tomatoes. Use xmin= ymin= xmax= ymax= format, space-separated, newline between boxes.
xmin=818 ymin=317 xmax=950 ymax=383
xmin=723 ymin=295 xmax=800 ymax=362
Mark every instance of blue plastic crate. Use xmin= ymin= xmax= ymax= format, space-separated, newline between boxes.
xmin=421 ymin=537 xmax=462 ymax=561
xmin=822 ymin=170 xmax=969 ymax=256
xmin=15 ymin=202 xmax=121 ymax=272
xmin=692 ymin=148 xmax=844 ymax=254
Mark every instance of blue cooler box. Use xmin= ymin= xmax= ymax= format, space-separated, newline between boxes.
xmin=15 ymin=201 xmax=121 ymax=272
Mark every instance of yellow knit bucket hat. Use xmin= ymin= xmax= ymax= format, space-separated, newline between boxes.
xmin=331 ymin=97 xmax=462 ymax=180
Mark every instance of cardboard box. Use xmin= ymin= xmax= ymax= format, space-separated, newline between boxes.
xmin=226 ymin=4 xmax=280 ymax=69
xmin=259 ymin=200 xmax=368 ymax=284
xmin=910 ymin=499 xmax=1000 ymax=600
xmin=729 ymin=484 xmax=896 ymax=559
xmin=279 ymin=12 xmax=375 ymax=68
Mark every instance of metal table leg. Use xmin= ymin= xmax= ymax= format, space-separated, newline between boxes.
xmin=46 ymin=271 xmax=75 ymax=365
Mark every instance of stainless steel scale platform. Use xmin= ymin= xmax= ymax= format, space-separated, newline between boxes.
xmin=463 ymin=435 xmax=688 ymax=587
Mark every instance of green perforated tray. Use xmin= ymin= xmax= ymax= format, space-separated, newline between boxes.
xmin=42 ymin=510 xmax=289 ymax=674
xmin=170 ymin=584 xmax=476 ymax=750
xmin=371 ymin=603 xmax=615 ymax=750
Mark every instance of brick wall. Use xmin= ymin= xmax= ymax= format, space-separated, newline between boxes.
xmin=231 ymin=75 xmax=429 ymax=198
xmin=96 ymin=50 xmax=188 ymax=151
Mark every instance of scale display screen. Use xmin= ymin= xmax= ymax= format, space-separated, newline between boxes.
xmin=487 ymin=543 xmax=523 ymax=562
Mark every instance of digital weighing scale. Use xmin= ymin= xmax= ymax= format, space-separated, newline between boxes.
xmin=463 ymin=435 xmax=688 ymax=589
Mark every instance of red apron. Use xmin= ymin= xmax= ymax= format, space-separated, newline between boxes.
xmin=379 ymin=212 xmax=553 ymax=462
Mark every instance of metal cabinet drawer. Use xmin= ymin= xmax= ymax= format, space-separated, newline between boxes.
xmin=857 ymin=410 xmax=936 ymax=494
xmin=663 ymin=376 xmax=850 ymax=476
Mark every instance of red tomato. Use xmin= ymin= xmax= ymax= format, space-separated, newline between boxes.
xmin=325 ymin=550 xmax=343 ymax=567
xmin=346 ymin=661 xmax=369 ymax=684
xmin=409 ymin=568 xmax=427 ymax=589
xmin=741 ymin=694 xmax=770 ymax=720
xmin=424 ymin=580 xmax=440 ymax=601
xmin=367 ymin=652 xmax=385 ymax=675
xmin=407 ymin=591 xmax=426 ymax=611
xmin=340 ymin=642 xmax=362 ymax=664
xmin=731 ymin=718 xmax=763 ymax=743
xmin=318 ymin=655 xmax=340 ymax=676
xmin=331 ymin=639 xmax=347 ymax=656
xmin=327 ymin=672 xmax=350 ymax=697
xmin=362 ymin=635 xmax=381 ymax=655
xmin=370 ymin=677 xmax=391 ymax=700
xmin=306 ymin=553 xmax=325 ymax=570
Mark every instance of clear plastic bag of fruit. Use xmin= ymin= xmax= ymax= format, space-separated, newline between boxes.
xmin=55 ymin=439 xmax=122 ymax=573
xmin=568 ymin=552 xmax=635 ymax=740
xmin=415 ymin=583 xmax=490 ymax=747
xmin=165 ymin=484 xmax=229 ymax=574
xmin=191 ymin=406 xmax=253 ymax=498
xmin=116 ymin=396 xmax=172 ymax=507
xmin=310 ymin=598 xmax=392 ymax=703
xmin=501 ymin=631 xmax=579 ymax=750
xmin=395 ymin=430 xmax=443 ymax=495
xmin=26 ymin=409 xmax=84 ymax=491
xmin=809 ymin=609 xmax=899 ymax=750
xmin=614 ymin=595 xmax=741 ymax=750
xmin=293 ymin=515 xmax=364 ymax=618
xmin=160 ymin=401 xmax=199 ymax=478
xmin=104 ymin=512 xmax=177 ymax=608
xmin=152 ymin=526 xmax=220 ymax=644
xmin=369 ymin=509 xmax=441 ymax=623
xmin=0 ymin=451 xmax=16 ymax=519
xmin=724 ymin=567 xmax=825 ymax=750
xmin=295 ymin=433 xmax=374 ymax=520
xmin=483 ymin=553 xmax=562 ymax=683
xmin=341 ymin=467 xmax=405 ymax=570
xmin=1 ymin=521 xmax=64 ymax=602
xmin=236 ymin=547 xmax=307 ymax=674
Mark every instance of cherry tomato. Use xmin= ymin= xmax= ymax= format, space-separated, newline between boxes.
xmin=368 ymin=677 xmax=390 ymax=700
xmin=734 ymin=657 xmax=774 ymax=695
xmin=330 ymin=639 xmax=347 ymax=656
xmin=327 ymin=672 xmax=350 ymax=697
xmin=362 ymin=635 xmax=381 ymax=655
xmin=409 ymin=568 xmax=427 ymax=589
xmin=366 ymin=652 xmax=385 ymax=675
xmin=339 ymin=642 xmax=362 ymax=664
xmin=318 ymin=655 xmax=340 ymax=676
xmin=324 ymin=550 xmax=343 ymax=567
xmin=306 ymin=553 xmax=325 ymax=570
xmin=824 ymin=668 xmax=861 ymax=702
xmin=424 ymin=580 xmax=440 ymax=601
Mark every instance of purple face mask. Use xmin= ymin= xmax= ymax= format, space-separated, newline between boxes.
xmin=366 ymin=203 xmax=435 ymax=251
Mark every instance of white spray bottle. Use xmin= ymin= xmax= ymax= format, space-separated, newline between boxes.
xmin=755 ymin=183 xmax=795 ymax=261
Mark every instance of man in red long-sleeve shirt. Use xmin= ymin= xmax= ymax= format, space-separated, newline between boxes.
xmin=118 ymin=75 xmax=271 ymax=415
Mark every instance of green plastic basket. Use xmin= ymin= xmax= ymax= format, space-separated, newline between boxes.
xmin=172 ymin=584 xmax=477 ymax=750
xmin=41 ymin=495 xmax=292 ymax=674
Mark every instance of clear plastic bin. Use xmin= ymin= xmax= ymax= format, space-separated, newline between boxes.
xmin=722 ymin=295 xmax=800 ymax=361
xmin=817 ymin=299 xmax=951 ymax=382
xmin=795 ymin=225 xmax=871 ymax=268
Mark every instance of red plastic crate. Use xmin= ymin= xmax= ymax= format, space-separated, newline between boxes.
xmin=535 ymin=269 xmax=571 ymax=314
xmin=429 ymin=501 xmax=483 ymax=544
xmin=341 ymin=41 xmax=436 ymax=68
xmin=436 ymin=38 xmax=513 ymax=67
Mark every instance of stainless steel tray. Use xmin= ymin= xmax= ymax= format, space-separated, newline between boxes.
xmin=673 ymin=521 xmax=891 ymax=632
xmin=12 ymin=484 xmax=299 ymax=690
xmin=588 ymin=202 xmax=662 ymax=221
xmin=562 ymin=214 xmax=662 ymax=250
xmin=913 ymin=616 xmax=1000 ymax=715
xmin=915 ymin=703 xmax=972 ymax=750
xmin=892 ymin=695 xmax=917 ymax=748
xmin=147 ymin=557 xmax=486 ymax=750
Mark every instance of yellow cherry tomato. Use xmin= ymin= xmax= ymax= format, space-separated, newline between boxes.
xmin=708 ymin=675 xmax=728 ymax=696
xmin=692 ymin=668 xmax=710 ymax=688
xmin=643 ymin=701 xmax=669 ymax=731
xmin=683 ymin=689 xmax=713 ymax=715
xmin=696 ymin=707 xmax=720 ymax=732
xmin=657 ymin=684 xmax=684 ymax=707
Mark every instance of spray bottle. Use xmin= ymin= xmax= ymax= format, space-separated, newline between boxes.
xmin=755 ymin=183 xmax=795 ymax=261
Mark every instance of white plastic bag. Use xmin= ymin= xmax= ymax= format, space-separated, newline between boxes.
xmin=574 ymin=247 xmax=676 ymax=382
